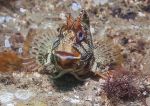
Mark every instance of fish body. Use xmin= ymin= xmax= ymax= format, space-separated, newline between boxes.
xmin=0 ymin=10 xmax=123 ymax=80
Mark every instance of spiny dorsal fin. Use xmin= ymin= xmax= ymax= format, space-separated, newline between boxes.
xmin=66 ymin=14 xmax=74 ymax=29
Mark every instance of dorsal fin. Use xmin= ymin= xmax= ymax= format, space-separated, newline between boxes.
xmin=93 ymin=37 xmax=123 ymax=69
xmin=23 ymin=28 xmax=57 ymax=65
xmin=66 ymin=14 xmax=74 ymax=29
xmin=23 ymin=28 xmax=37 ymax=56
xmin=74 ymin=16 xmax=82 ymax=32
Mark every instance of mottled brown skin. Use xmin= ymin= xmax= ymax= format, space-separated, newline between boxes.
xmin=50 ymin=10 xmax=94 ymax=81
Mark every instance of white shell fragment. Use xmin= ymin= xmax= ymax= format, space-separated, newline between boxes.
xmin=0 ymin=91 xmax=14 ymax=103
xmin=20 ymin=8 xmax=27 ymax=13
xmin=71 ymin=2 xmax=81 ymax=11
xmin=15 ymin=90 xmax=34 ymax=100
xmin=0 ymin=16 xmax=13 ymax=24
xmin=93 ymin=0 xmax=109 ymax=5
xmin=63 ymin=96 xmax=81 ymax=104
xmin=59 ymin=12 xmax=66 ymax=20
xmin=4 ymin=36 xmax=11 ymax=48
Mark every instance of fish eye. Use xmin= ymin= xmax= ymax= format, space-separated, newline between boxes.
xmin=77 ymin=31 xmax=84 ymax=41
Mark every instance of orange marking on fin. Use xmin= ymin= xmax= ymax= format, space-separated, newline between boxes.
xmin=0 ymin=50 xmax=23 ymax=72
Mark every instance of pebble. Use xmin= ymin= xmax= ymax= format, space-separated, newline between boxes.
xmin=142 ymin=91 xmax=147 ymax=96
xmin=20 ymin=8 xmax=27 ymax=13
xmin=16 ymin=100 xmax=47 ymax=106
xmin=18 ymin=47 xmax=23 ymax=54
xmin=30 ymin=24 xmax=38 ymax=29
xmin=0 ymin=91 xmax=14 ymax=103
xmin=47 ymin=3 xmax=55 ymax=10
xmin=138 ymin=12 xmax=146 ymax=17
xmin=146 ymin=97 xmax=150 ymax=105
xmin=0 ymin=16 xmax=13 ymax=24
xmin=93 ymin=0 xmax=109 ymax=6
xmin=47 ymin=92 xmax=53 ymax=96
xmin=12 ymin=72 xmax=25 ymax=79
xmin=74 ymin=95 xmax=79 ymax=99
xmin=15 ymin=90 xmax=34 ymax=100
xmin=63 ymin=96 xmax=81 ymax=104
xmin=85 ymin=96 xmax=93 ymax=101
xmin=71 ymin=2 xmax=81 ymax=11
xmin=41 ymin=22 xmax=54 ymax=29
xmin=33 ymin=72 xmax=41 ymax=78
xmin=99 ymin=79 xmax=106 ymax=84
xmin=90 ymin=27 xmax=95 ymax=34
xmin=4 ymin=36 xmax=11 ymax=48
xmin=93 ymin=104 xmax=100 ymax=106
xmin=0 ymin=16 xmax=5 ymax=24
xmin=5 ymin=102 xmax=16 ymax=106
xmin=70 ymin=98 xmax=80 ymax=104
xmin=59 ymin=12 xmax=66 ymax=20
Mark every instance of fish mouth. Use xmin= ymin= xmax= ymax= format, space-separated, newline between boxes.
xmin=52 ymin=51 xmax=81 ymax=69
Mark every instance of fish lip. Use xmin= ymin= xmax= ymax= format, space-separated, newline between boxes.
xmin=52 ymin=50 xmax=81 ymax=60
xmin=51 ymin=50 xmax=81 ymax=69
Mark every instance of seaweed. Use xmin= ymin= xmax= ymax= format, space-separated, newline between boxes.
xmin=102 ymin=68 xmax=149 ymax=105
